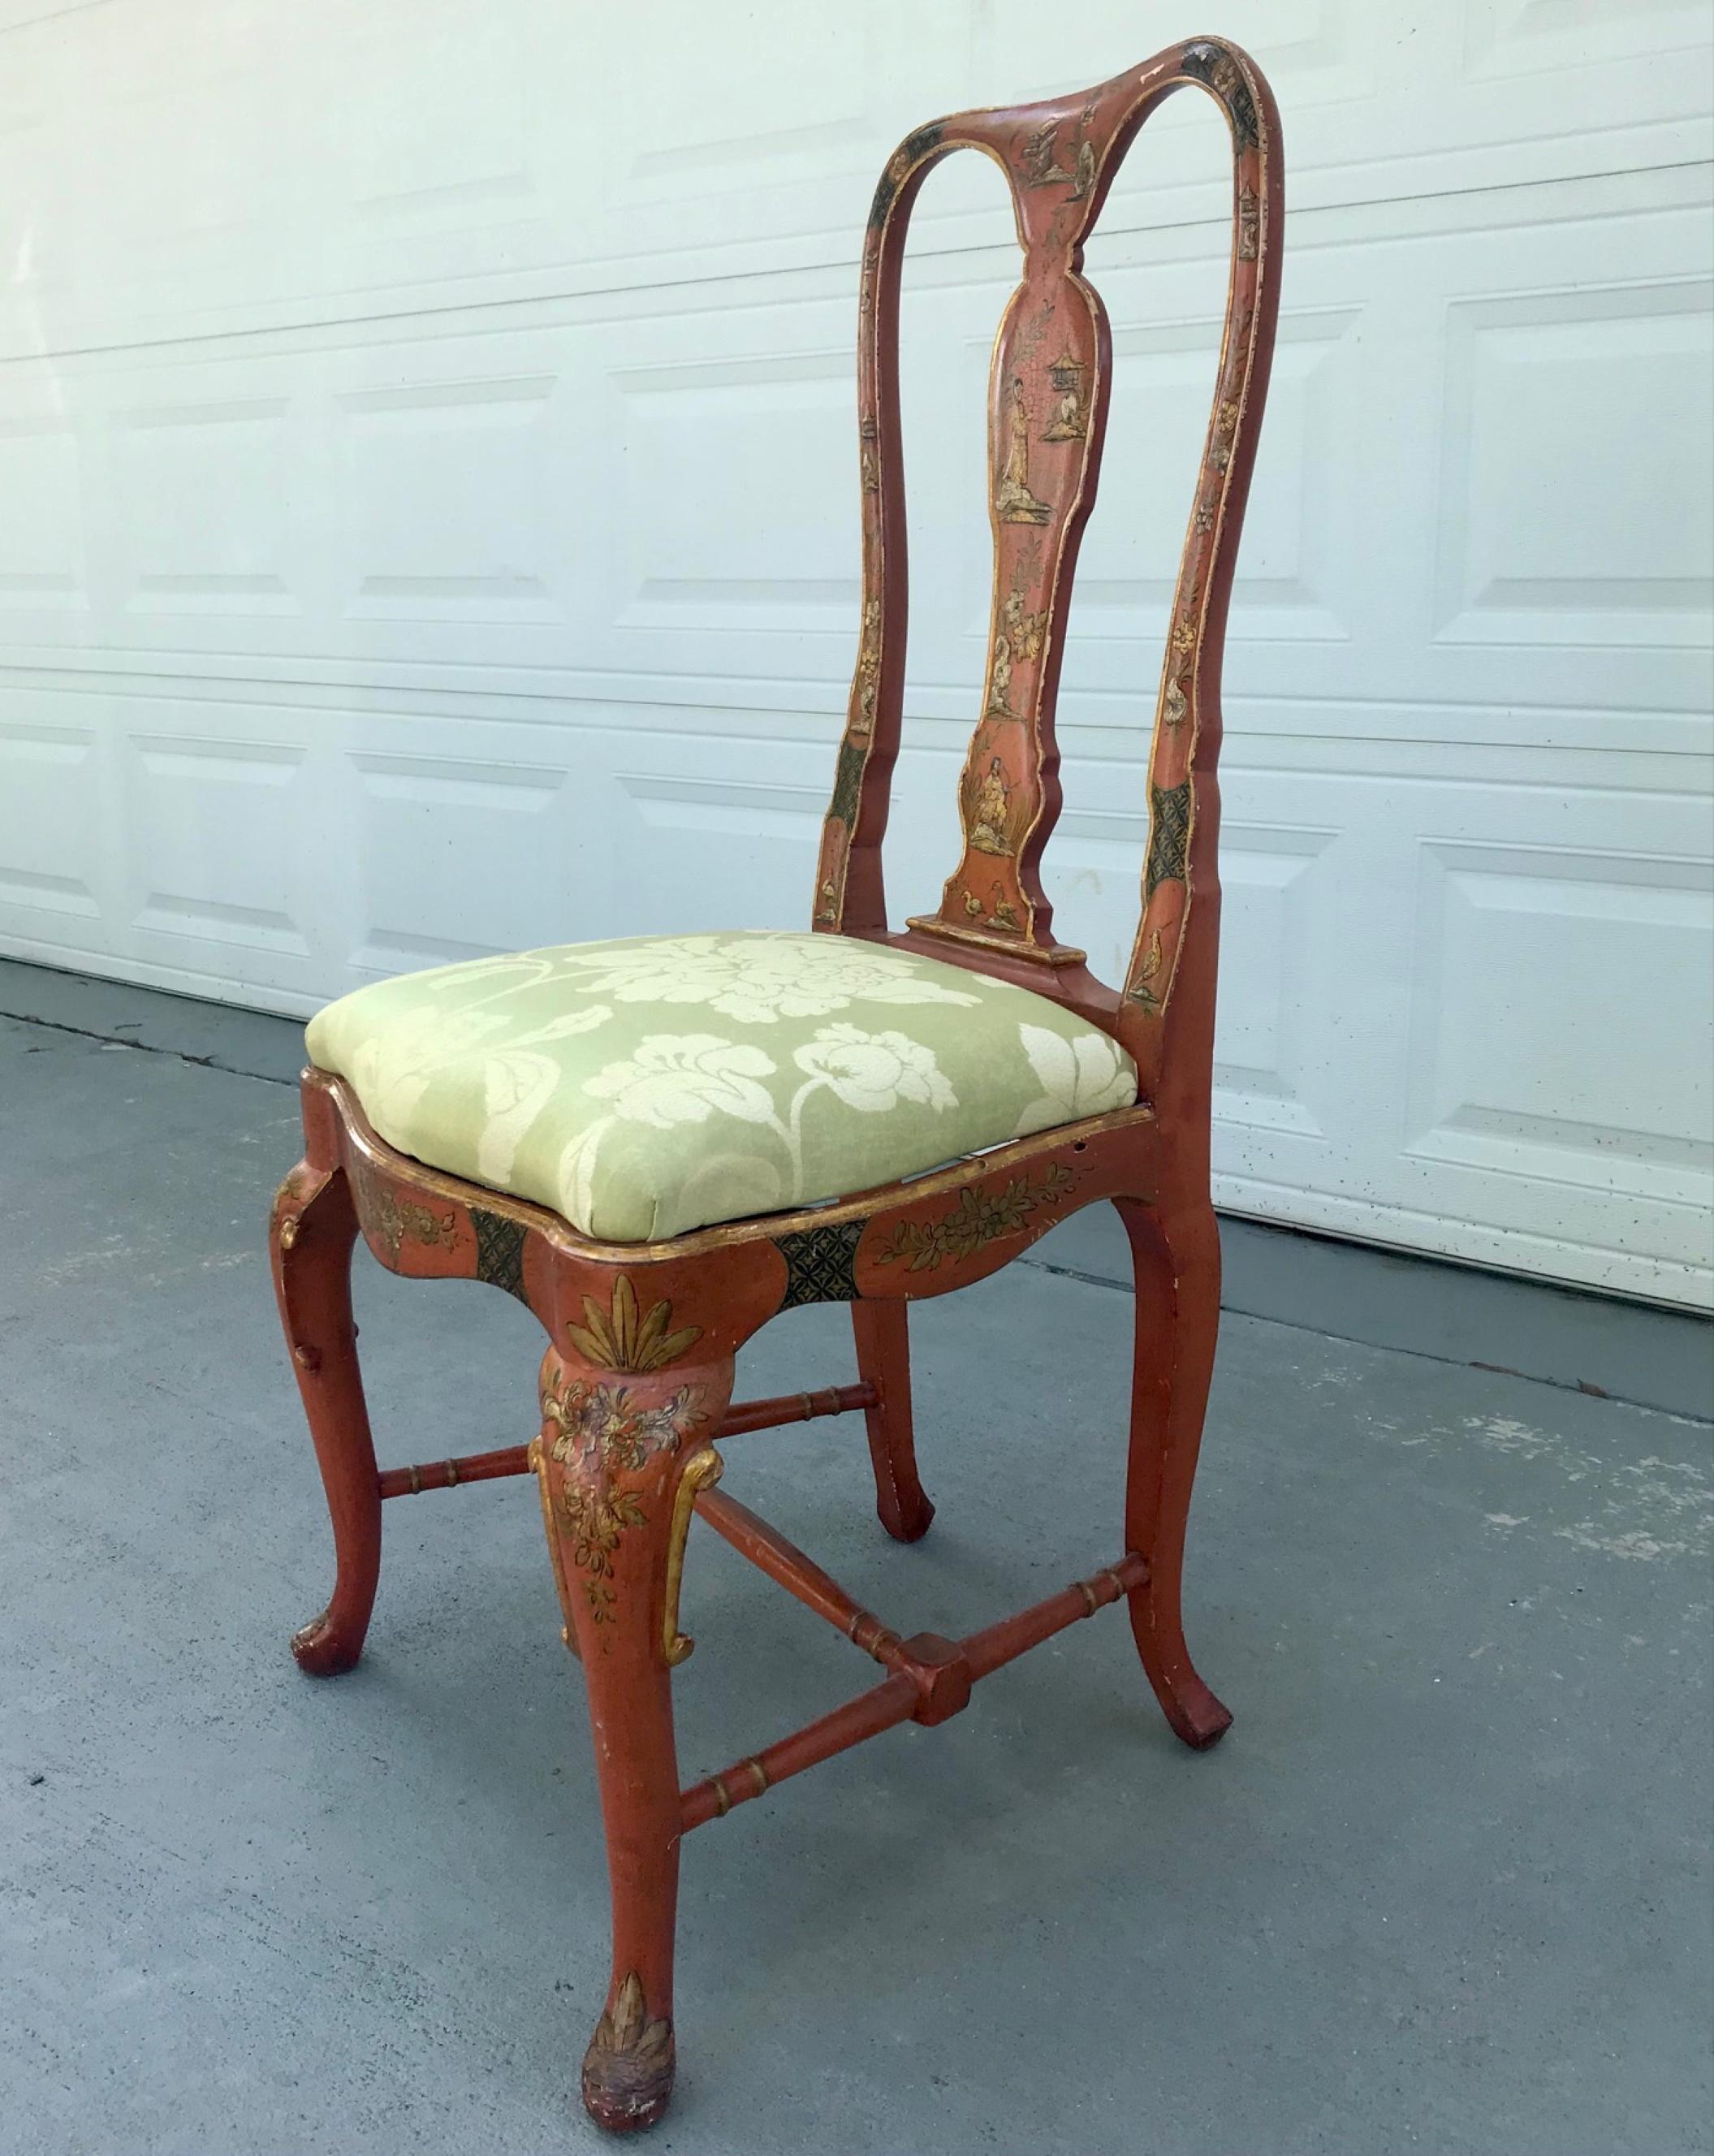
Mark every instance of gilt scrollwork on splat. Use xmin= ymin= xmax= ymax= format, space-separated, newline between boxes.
xmin=909 ymin=131 xmax=1111 ymax=961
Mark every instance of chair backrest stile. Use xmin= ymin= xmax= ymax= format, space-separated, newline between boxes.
xmin=812 ymin=36 xmax=1283 ymax=1114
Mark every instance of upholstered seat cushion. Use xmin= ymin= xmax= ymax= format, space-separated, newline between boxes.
xmin=306 ymin=931 xmax=1138 ymax=1242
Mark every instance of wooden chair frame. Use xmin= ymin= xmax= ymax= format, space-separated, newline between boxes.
xmin=270 ymin=37 xmax=1280 ymax=2135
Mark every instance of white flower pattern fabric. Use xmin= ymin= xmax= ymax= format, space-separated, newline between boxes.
xmin=791 ymin=1025 xmax=956 ymax=1115
xmin=547 ymin=934 xmax=985 ymax=1026
xmin=1012 ymin=1023 xmax=1137 ymax=1137
xmin=306 ymin=931 xmax=1138 ymax=1241
xmin=584 ymin=1035 xmax=779 ymax=1129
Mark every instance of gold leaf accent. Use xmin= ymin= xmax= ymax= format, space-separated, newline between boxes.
xmin=662 ymin=1445 xmax=724 ymax=1666
xmin=995 ymin=377 xmax=1051 ymax=525
xmin=875 ymin=1163 xmax=1075 ymax=1272
xmin=566 ymin=1273 xmax=703 ymax=1373
xmin=541 ymin=1377 xmax=703 ymax=1642
xmin=1003 ymin=585 xmax=1048 ymax=661
xmin=967 ymin=754 xmax=1016 ymax=856
xmin=1041 ymin=351 xmax=1090 ymax=441
xmin=361 ymin=1180 xmax=458 ymax=1263
xmin=851 ymin=594 xmax=881 ymax=735
xmin=273 ymin=1169 xmax=310 ymax=1212
xmin=591 ymin=1972 xmax=673 ymax=2069
xmin=859 ymin=415 xmax=880 ymax=493
xmin=1019 ymin=106 xmax=1097 ymax=199
xmin=1129 ymin=928 xmax=1165 ymax=1013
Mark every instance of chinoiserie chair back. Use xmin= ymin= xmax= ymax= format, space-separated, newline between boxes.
xmin=814 ymin=39 xmax=1282 ymax=1111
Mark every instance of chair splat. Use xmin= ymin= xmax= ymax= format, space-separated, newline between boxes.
xmin=911 ymin=164 xmax=1110 ymax=964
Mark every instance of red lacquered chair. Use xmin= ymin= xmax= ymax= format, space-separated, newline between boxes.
xmin=270 ymin=35 xmax=1281 ymax=2132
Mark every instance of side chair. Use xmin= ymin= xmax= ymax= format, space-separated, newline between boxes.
xmin=270 ymin=34 xmax=1281 ymax=2134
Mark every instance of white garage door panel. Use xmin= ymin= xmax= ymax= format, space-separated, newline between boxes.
xmin=0 ymin=715 xmax=100 ymax=924
xmin=0 ymin=2 xmax=1710 ymax=1308
xmin=1409 ymin=843 xmax=1710 ymax=1196
xmin=2 ymin=2 xmax=1709 ymax=356
xmin=5 ymin=179 xmax=1709 ymax=721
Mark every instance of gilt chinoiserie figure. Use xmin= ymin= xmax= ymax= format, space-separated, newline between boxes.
xmin=270 ymin=35 xmax=1281 ymax=2134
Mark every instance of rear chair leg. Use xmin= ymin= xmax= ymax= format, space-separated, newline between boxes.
xmin=532 ymin=1343 xmax=736 ymax=2135
xmin=271 ymin=1164 xmax=381 ymax=1677
xmin=1116 ymin=1196 xmax=1232 ymax=1750
xmin=851 ymin=1298 xmax=933 ymax=1543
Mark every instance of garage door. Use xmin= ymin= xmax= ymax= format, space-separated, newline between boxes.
xmin=1 ymin=2 xmax=1709 ymax=1307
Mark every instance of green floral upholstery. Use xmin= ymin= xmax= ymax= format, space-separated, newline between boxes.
xmin=306 ymin=931 xmax=1138 ymax=1242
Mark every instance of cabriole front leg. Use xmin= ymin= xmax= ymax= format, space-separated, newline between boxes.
xmin=271 ymin=1163 xmax=382 ymax=1677
xmin=532 ymin=1341 xmax=736 ymax=2134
